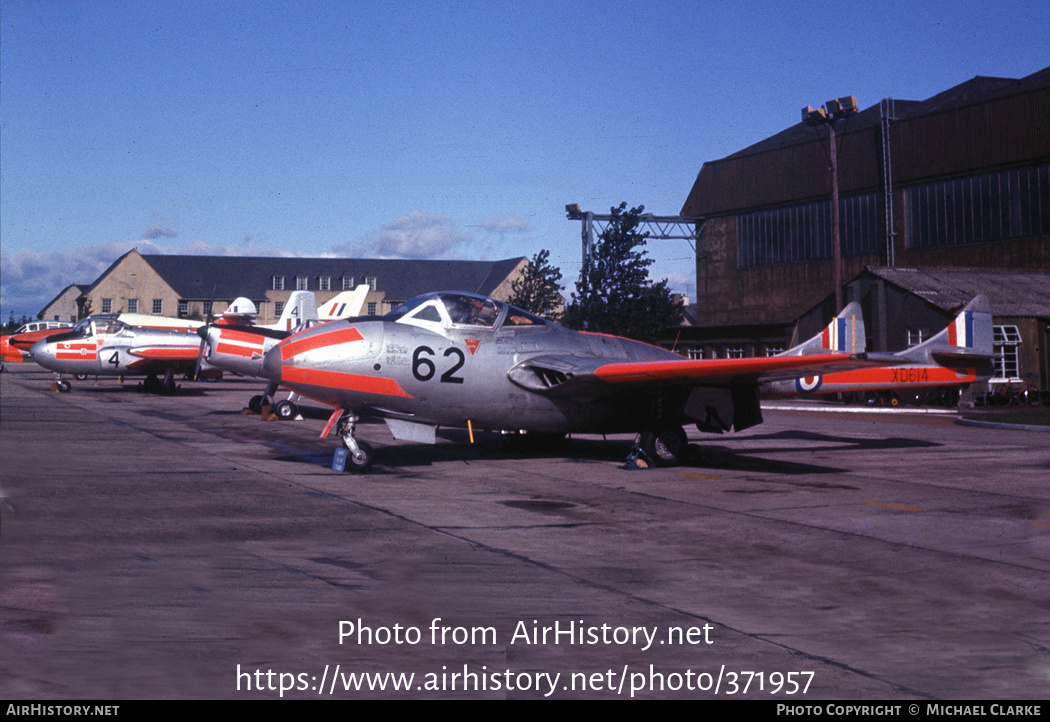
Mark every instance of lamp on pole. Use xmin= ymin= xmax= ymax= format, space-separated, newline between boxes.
xmin=803 ymin=96 xmax=857 ymax=313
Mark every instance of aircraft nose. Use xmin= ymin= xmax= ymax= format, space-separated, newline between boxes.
xmin=29 ymin=339 xmax=55 ymax=368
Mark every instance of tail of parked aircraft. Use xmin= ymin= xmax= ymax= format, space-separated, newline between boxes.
xmin=892 ymin=294 xmax=994 ymax=369
xmin=779 ymin=301 xmax=865 ymax=356
xmin=318 ymin=285 xmax=370 ymax=320
xmin=279 ymin=291 xmax=319 ymax=332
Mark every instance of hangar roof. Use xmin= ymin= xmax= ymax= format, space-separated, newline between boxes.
xmin=864 ymin=267 xmax=1050 ymax=319
xmin=89 ymin=251 xmax=526 ymax=302
xmin=724 ymin=66 xmax=1049 ymax=162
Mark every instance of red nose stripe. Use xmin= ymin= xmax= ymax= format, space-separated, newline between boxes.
xmin=281 ymin=366 xmax=412 ymax=398
xmin=55 ymin=342 xmax=99 ymax=360
xmin=216 ymin=341 xmax=262 ymax=358
xmin=280 ymin=326 xmax=364 ymax=361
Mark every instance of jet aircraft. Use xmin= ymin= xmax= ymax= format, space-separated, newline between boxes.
xmin=765 ymin=295 xmax=994 ymax=401
xmin=30 ymin=315 xmax=207 ymax=392
xmin=257 ymin=291 xmax=889 ymax=471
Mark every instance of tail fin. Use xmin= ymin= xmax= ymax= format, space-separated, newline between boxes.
xmin=318 ymin=285 xmax=370 ymax=320
xmin=893 ymin=295 xmax=993 ymax=366
xmin=280 ymin=291 xmax=319 ymax=332
xmin=779 ymin=302 xmax=865 ymax=356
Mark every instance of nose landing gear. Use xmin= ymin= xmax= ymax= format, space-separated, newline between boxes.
xmin=336 ymin=411 xmax=374 ymax=472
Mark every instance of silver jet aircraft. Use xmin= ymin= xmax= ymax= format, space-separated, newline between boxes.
xmin=259 ymin=291 xmax=886 ymax=471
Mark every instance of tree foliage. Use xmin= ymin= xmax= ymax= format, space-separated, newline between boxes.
xmin=562 ymin=203 xmax=680 ymax=343
xmin=507 ymin=249 xmax=564 ymax=320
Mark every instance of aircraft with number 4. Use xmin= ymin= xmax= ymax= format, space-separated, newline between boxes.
xmin=30 ymin=314 xmax=207 ymax=393
xmin=256 ymin=291 xmax=894 ymax=472
xmin=764 ymin=294 xmax=994 ymax=402
xmin=28 ymin=289 xmax=370 ymax=394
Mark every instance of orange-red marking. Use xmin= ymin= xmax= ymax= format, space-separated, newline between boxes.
xmin=281 ymin=366 xmax=412 ymax=398
xmin=280 ymin=326 xmax=364 ymax=361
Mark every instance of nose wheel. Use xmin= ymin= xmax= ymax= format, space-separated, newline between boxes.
xmin=337 ymin=412 xmax=374 ymax=472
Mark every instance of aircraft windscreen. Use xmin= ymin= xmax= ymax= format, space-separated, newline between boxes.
xmin=386 ymin=293 xmax=547 ymax=330
xmin=441 ymin=294 xmax=501 ymax=327
xmin=70 ymin=318 xmax=94 ymax=336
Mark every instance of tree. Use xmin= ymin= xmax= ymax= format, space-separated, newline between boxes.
xmin=507 ymin=249 xmax=564 ymax=320
xmin=562 ymin=203 xmax=680 ymax=343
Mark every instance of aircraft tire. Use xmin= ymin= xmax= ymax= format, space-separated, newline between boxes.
xmin=274 ymin=400 xmax=298 ymax=420
xmin=74 ymin=373 xmax=88 ymax=380
xmin=344 ymin=441 xmax=374 ymax=473
xmin=58 ymin=380 xmax=72 ymax=393
xmin=639 ymin=426 xmax=688 ymax=467
xmin=248 ymin=395 xmax=264 ymax=414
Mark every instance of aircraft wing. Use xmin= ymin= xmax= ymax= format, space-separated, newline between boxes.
xmin=509 ymin=352 xmax=880 ymax=395
xmin=593 ymin=353 xmax=880 ymax=386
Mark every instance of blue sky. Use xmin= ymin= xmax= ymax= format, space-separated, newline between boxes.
xmin=2 ymin=0 xmax=1047 ymax=319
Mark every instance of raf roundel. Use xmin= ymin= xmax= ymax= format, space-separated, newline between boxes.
xmin=796 ymin=375 xmax=823 ymax=393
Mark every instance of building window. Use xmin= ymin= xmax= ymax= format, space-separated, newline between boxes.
xmin=203 ymin=301 xmax=213 ymax=318
xmin=737 ymin=192 xmax=880 ymax=268
xmin=178 ymin=301 xmax=188 ymax=317
xmin=365 ymin=276 xmax=377 ymax=291
xmin=274 ymin=301 xmax=285 ymax=318
xmin=992 ymin=325 xmax=1022 ymax=381
xmin=152 ymin=299 xmax=163 ymax=315
xmin=764 ymin=346 xmax=785 ymax=356
xmin=272 ymin=276 xmax=285 ymax=291
xmin=367 ymin=302 xmax=377 ymax=316
xmin=101 ymin=298 xmax=112 ymax=313
xmin=687 ymin=347 xmax=704 ymax=360
xmin=342 ymin=276 xmax=355 ymax=290
xmin=319 ymin=276 xmax=331 ymax=291
xmin=726 ymin=347 xmax=744 ymax=359
xmin=907 ymin=328 xmax=928 ymax=347
xmin=905 ymin=163 xmax=1050 ymax=249
xmin=127 ymin=299 xmax=139 ymax=314
xmin=296 ymin=276 xmax=309 ymax=290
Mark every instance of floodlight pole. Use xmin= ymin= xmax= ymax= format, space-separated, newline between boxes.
xmin=829 ymin=120 xmax=842 ymax=314
xmin=803 ymin=96 xmax=857 ymax=314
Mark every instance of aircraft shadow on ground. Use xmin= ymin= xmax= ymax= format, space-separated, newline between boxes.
xmin=261 ymin=428 xmax=875 ymax=477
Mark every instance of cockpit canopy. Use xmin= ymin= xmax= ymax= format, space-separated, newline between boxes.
xmin=70 ymin=315 xmax=129 ymax=337
xmin=386 ymin=292 xmax=547 ymax=331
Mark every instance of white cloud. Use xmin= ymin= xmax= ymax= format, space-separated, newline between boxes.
xmin=341 ymin=211 xmax=472 ymax=259
xmin=474 ymin=213 xmax=531 ymax=235
xmin=141 ymin=224 xmax=178 ymax=240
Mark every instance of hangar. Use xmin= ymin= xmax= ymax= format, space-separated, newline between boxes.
xmin=676 ymin=65 xmax=1049 ymax=391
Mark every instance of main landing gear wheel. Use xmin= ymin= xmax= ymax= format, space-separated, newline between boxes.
xmin=639 ymin=426 xmax=688 ymax=467
xmin=74 ymin=373 xmax=88 ymax=381
xmin=248 ymin=395 xmax=265 ymax=414
xmin=274 ymin=399 xmax=298 ymax=420
xmin=57 ymin=379 xmax=72 ymax=393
